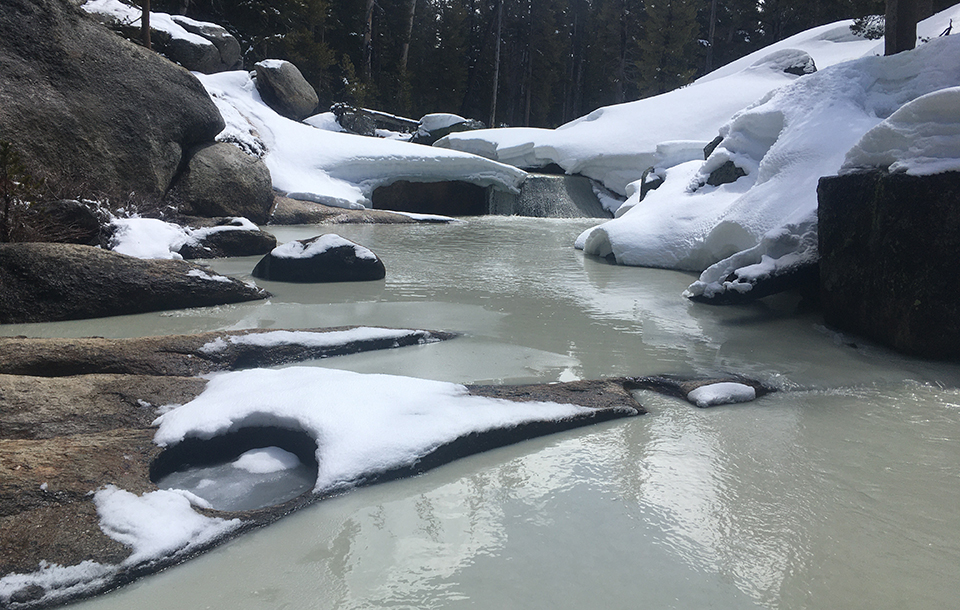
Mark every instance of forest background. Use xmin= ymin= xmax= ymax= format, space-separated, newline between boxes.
xmin=153 ymin=0 xmax=921 ymax=128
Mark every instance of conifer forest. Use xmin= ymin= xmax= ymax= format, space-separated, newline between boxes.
xmin=158 ymin=0 xmax=888 ymax=127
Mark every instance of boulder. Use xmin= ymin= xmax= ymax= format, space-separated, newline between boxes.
xmin=170 ymin=15 xmax=242 ymax=72
xmin=818 ymin=170 xmax=960 ymax=358
xmin=0 ymin=243 xmax=269 ymax=323
xmin=252 ymin=234 xmax=386 ymax=282
xmin=175 ymin=217 xmax=278 ymax=259
xmin=0 ymin=0 xmax=224 ymax=199
xmin=412 ymin=113 xmax=486 ymax=145
xmin=254 ymin=60 xmax=319 ymax=121
xmin=174 ymin=143 xmax=275 ymax=224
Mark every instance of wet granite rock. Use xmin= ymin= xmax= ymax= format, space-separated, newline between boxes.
xmin=818 ymin=170 xmax=960 ymax=358
xmin=624 ymin=374 xmax=775 ymax=407
xmin=0 ymin=243 xmax=268 ymax=324
xmin=0 ymin=328 xmax=642 ymax=609
xmin=252 ymin=235 xmax=386 ymax=283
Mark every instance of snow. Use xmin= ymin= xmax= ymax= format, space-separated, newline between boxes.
xmin=436 ymin=19 xmax=883 ymax=196
xmin=93 ymin=485 xmax=241 ymax=564
xmin=840 ymin=86 xmax=960 ymax=175
xmin=579 ymin=15 xmax=960 ymax=300
xmin=271 ymin=234 xmax=377 ymax=260
xmin=153 ymin=366 xmax=595 ymax=493
xmin=687 ymin=383 xmax=757 ymax=407
xmin=195 ymin=71 xmax=527 ymax=209
xmin=232 ymin=447 xmax=300 ymax=474
xmin=186 ymin=269 xmax=233 ymax=283
xmin=419 ymin=113 xmax=468 ymax=135
xmin=303 ymin=112 xmax=346 ymax=132
xmin=82 ymin=0 xmax=214 ymax=49
xmin=108 ymin=216 xmax=259 ymax=260
xmin=0 ymin=560 xmax=117 ymax=608
xmin=196 ymin=327 xmax=437 ymax=354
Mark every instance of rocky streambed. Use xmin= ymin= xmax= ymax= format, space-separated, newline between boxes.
xmin=0 ymin=328 xmax=644 ymax=608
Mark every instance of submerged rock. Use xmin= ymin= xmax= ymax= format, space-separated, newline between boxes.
xmin=0 ymin=243 xmax=268 ymax=323
xmin=252 ymin=234 xmax=387 ymax=282
xmin=625 ymin=374 xmax=774 ymax=408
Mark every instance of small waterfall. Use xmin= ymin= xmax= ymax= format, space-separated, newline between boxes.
xmin=489 ymin=173 xmax=612 ymax=218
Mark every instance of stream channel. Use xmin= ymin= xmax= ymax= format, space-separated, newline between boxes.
xmin=4 ymin=217 xmax=959 ymax=609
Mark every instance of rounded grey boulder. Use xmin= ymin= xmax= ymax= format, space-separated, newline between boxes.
xmin=254 ymin=60 xmax=320 ymax=121
xmin=252 ymin=234 xmax=386 ymax=283
xmin=175 ymin=143 xmax=275 ymax=224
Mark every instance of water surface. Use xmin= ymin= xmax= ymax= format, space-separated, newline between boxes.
xmin=7 ymin=217 xmax=957 ymax=609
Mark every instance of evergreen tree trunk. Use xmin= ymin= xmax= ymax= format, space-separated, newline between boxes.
xmin=886 ymin=0 xmax=918 ymax=54
xmin=363 ymin=0 xmax=375 ymax=79
xmin=400 ymin=0 xmax=417 ymax=74
xmin=490 ymin=0 xmax=502 ymax=127
xmin=705 ymin=0 xmax=717 ymax=73
xmin=141 ymin=0 xmax=151 ymax=50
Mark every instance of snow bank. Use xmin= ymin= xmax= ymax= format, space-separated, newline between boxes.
xmin=108 ymin=216 xmax=260 ymax=259
xmin=840 ymin=86 xmax=960 ymax=175
xmin=196 ymin=71 xmax=527 ymax=209
xmin=153 ymin=367 xmax=592 ymax=493
xmin=581 ymin=29 xmax=960 ymax=299
xmin=436 ymin=19 xmax=882 ymax=196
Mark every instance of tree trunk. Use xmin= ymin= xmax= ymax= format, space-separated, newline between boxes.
xmin=363 ymin=0 xmax=375 ymax=79
xmin=400 ymin=0 xmax=417 ymax=75
xmin=886 ymin=0 xmax=918 ymax=55
xmin=489 ymin=0 xmax=502 ymax=127
xmin=141 ymin=0 xmax=151 ymax=50
xmin=705 ymin=0 xmax=717 ymax=73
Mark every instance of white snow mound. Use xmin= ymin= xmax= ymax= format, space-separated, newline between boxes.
xmin=152 ymin=367 xmax=593 ymax=493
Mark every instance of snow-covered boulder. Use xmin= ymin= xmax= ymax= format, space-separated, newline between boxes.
xmin=252 ymin=234 xmax=386 ymax=283
xmin=83 ymin=0 xmax=241 ymax=73
xmin=254 ymin=60 xmax=319 ymax=121
xmin=413 ymin=113 xmax=485 ymax=145
xmin=174 ymin=143 xmax=275 ymax=224
xmin=0 ymin=243 xmax=268 ymax=323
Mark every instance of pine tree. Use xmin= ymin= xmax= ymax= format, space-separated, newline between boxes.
xmin=634 ymin=0 xmax=700 ymax=97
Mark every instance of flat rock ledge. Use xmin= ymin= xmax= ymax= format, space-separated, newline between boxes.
xmin=0 ymin=329 xmax=643 ymax=609
xmin=0 ymin=243 xmax=269 ymax=324
xmin=269 ymin=195 xmax=455 ymax=225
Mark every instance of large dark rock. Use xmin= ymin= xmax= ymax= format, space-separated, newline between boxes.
xmin=818 ymin=170 xmax=960 ymax=358
xmin=175 ymin=217 xmax=278 ymax=259
xmin=0 ymin=0 xmax=225 ymax=199
xmin=252 ymin=234 xmax=386 ymax=282
xmin=372 ymin=180 xmax=488 ymax=216
xmin=0 ymin=243 xmax=268 ymax=323
xmin=254 ymin=60 xmax=319 ymax=121
xmin=174 ymin=143 xmax=275 ymax=224
xmin=169 ymin=15 xmax=242 ymax=72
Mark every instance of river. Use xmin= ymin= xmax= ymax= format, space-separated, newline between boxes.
xmin=5 ymin=217 xmax=959 ymax=609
